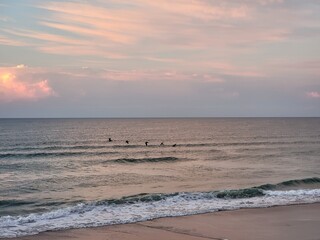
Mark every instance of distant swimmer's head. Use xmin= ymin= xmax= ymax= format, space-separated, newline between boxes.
xmin=145 ymin=141 xmax=149 ymax=146
xmin=108 ymin=138 xmax=112 ymax=142
xmin=126 ymin=140 xmax=129 ymax=144
xmin=172 ymin=144 xmax=177 ymax=147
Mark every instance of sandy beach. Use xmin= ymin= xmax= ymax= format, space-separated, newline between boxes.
xmin=7 ymin=203 xmax=320 ymax=240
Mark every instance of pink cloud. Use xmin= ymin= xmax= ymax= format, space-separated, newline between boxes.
xmin=307 ymin=91 xmax=320 ymax=99
xmin=0 ymin=67 xmax=55 ymax=102
xmin=39 ymin=67 xmax=225 ymax=83
xmin=191 ymin=61 xmax=265 ymax=77
xmin=0 ymin=35 xmax=26 ymax=46
xmin=138 ymin=1 xmax=251 ymax=21
xmin=40 ymin=21 xmax=135 ymax=44
xmin=258 ymin=0 xmax=283 ymax=5
xmin=30 ymin=1 xmax=281 ymax=56
xmin=1 ymin=0 xmax=296 ymax=65
xmin=86 ymin=69 xmax=224 ymax=82
xmin=2 ymin=0 xmax=315 ymax=79
xmin=2 ymin=28 xmax=130 ymax=58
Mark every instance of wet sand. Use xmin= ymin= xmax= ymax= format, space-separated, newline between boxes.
xmin=7 ymin=203 xmax=320 ymax=240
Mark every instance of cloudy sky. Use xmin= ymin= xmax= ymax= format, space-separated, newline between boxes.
xmin=0 ymin=0 xmax=319 ymax=117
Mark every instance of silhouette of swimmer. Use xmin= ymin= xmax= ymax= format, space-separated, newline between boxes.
xmin=145 ymin=141 xmax=149 ymax=146
xmin=172 ymin=144 xmax=177 ymax=147
xmin=126 ymin=140 xmax=129 ymax=144
xmin=160 ymin=142 xmax=164 ymax=146
xmin=108 ymin=138 xmax=113 ymax=142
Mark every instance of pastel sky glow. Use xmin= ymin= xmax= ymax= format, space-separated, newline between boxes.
xmin=0 ymin=0 xmax=319 ymax=117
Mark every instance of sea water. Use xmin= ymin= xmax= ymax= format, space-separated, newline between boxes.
xmin=0 ymin=118 xmax=319 ymax=238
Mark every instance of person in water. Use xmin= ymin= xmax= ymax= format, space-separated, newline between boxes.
xmin=172 ymin=144 xmax=177 ymax=147
xmin=145 ymin=141 xmax=148 ymax=146
xmin=160 ymin=142 xmax=164 ymax=146
xmin=108 ymin=138 xmax=112 ymax=142
xmin=126 ymin=140 xmax=129 ymax=144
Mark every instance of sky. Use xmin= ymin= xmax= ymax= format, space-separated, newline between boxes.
xmin=0 ymin=0 xmax=319 ymax=117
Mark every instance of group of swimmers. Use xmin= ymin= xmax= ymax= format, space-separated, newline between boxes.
xmin=108 ymin=138 xmax=177 ymax=147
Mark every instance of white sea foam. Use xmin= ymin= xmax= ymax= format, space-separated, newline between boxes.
xmin=1 ymin=189 xmax=320 ymax=238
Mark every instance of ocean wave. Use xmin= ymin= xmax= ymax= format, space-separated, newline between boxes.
xmin=0 ymin=151 xmax=118 ymax=159
xmin=1 ymin=178 xmax=319 ymax=209
xmin=0 ymin=178 xmax=320 ymax=238
xmin=257 ymin=177 xmax=320 ymax=190
xmin=184 ymin=141 xmax=320 ymax=147
xmin=216 ymin=188 xmax=265 ymax=199
xmin=0 ymin=200 xmax=36 ymax=208
xmin=107 ymin=157 xmax=181 ymax=164
xmin=1 ymin=140 xmax=319 ymax=153
xmin=0 ymin=152 xmax=83 ymax=159
xmin=0 ymin=145 xmax=109 ymax=152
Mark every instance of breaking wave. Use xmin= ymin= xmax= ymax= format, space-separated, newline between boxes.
xmin=0 ymin=178 xmax=319 ymax=238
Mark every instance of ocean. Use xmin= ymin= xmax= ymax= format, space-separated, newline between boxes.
xmin=0 ymin=118 xmax=319 ymax=238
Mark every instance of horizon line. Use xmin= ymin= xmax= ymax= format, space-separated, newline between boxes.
xmin=0 ymin=116 xmax=319 ymax=119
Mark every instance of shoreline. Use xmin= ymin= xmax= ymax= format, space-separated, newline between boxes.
xmin=5 ymin=203 xmax=320 ymax=240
